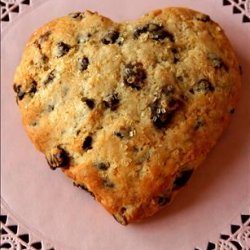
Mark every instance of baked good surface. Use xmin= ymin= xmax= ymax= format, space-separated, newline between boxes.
xmin=13 ymin=7 xmax=241 ymax=225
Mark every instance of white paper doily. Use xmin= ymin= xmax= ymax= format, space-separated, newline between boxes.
xmin=1 ymin=0 xmax=250 ymax=249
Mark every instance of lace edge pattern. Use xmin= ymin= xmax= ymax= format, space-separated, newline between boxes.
xmin=0 ymin=0 xmax=32 ymax=22
xmin=1 ymin=0 xmax=250 ymax=23
xmin=222 ymin=0 xmax=250 ymax=22
xmin=195 ymin=214 xmax=250 ymax=250
xmin=1 ymin=208 xmax=250 ymax=250
xmin=0 ymin=203 xmax=54 ymax=250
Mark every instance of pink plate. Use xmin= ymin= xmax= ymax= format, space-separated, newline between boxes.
xmin=1 ymin=0 xmax=250 ymax=249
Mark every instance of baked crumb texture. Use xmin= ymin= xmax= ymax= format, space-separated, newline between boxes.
xmin=13 ymin=8 xmax=241 ymax=225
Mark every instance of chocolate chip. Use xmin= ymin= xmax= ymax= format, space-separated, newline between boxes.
xmin=13 ymin=84 xmax=25 ymax=101
xmin=173 ymin=57 xmax=179 ymax=64
xmin=151 ymin=108 xmax=174 ymax=129
xmin=133 ymin=25 xmax=148 ymax=39
xmin=167 ymin=97 xmax=179 ymax=109
xmin=79 ymin=57 xmax=89 ymax=71
xmin=162 ymin=85 xmax=175 ymax=96
xmin=114 ymin=131 xmax=125 ymax=139
xmin=13 ymin=84 xmax=19 ymax=92
xmin=151 ymin=95 xmax=181 ymax=129
xmin=229 ymin=108 xmax=235 ymax=114
xmin=96 ymin=162 xmax=110 ymax=171
xmin=77 ymin=33 xmax=91 ymax=44
xmin=208 ymin=54 xmax=228 ymax=71
xmin=196 ymin=14 xmax=210 ymax=22
xmin=47 ymin=105 xmax=54 ymax=112
xmin=82 ymin=136 xmax=93 ymax=151
xmin=102 ymin=93 xmax=120 ymax=111
xmin=34 ymin=41 xmax=41 ymax=50
xmin=114 ymin=127 xmax=136 ymax=139
xmin=46 ymin=146 xmax=70 ymax=170
xmin=123 ymin=63 xmax=146 ymax=90
xmin=212 ymin=57 xmax=227 ymax=69
xmin=151 ymin=86 xmax=183 ymax=129
xmin=73 ymin=182 xmax=95 ymax=197
xmin=103 ymin=178 xmax=114 ymax=188
xmin=171 ymin=48 xmax=178 ymax=54
xmin=176 ymin=75 xmax=184 ymax=83
xmin=31 ymin=121 xmax=37 ymax=127
xmin=154 ymin=195 xmax=171 ymax=206
xmin=112 ymin=207 xmax=128 ymax=225
xmin=39 ymin=31 xmax=51 ymax=43
xmin=171 ymin=48 xmax=180 ymax=63
xmin=29 ymin=81 xmax=37 ymax=95
xmin=117 ymin=37 xmax=125 ymax=46
xmin=194 ymin=118 xmax=204 ymax=130
xmin=151 ymin=28 xmax=174 ymax=42
xmin=101 ymin=30 xmax=120 ymax=44
xmin=173 ymin=169 xmax=194 ymax=190
xmin=82 ymin=98 xmax=95 ymax=109
xmin=134 ymin=23 xmax=174 ymax=42
xmin=41 ymin=54 xmax=49 ymax=64
xmin=35 ymin=31 xmax=51 ymax=49
xmin=44 ymin=70 xmax=55 ymax=85
xmin=190 ymin=79 xmax=215 ymax=94
xmin=239 ymin=65 xmax=243 ymax=75
xmin=113 ymin=214 xmax=128 ymax=225
xmin=56 ymin=42 xmax=70 ymax=57
xmin=17 ymin=90 xmax=25 ymax=100
xmin=153 ymin=29 xmax=171 ymax=40
xmin=120 ymin=207 xmax=127 ymax=214
xmin=68 ymin=12 xmax=84 ymax=20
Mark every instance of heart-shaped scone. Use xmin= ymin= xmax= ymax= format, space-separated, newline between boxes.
xmin=13 ymin=7 xmax=241 ymax=225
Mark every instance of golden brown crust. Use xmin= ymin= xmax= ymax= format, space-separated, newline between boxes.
xmin=13 ymin=7 xmax=241 ymax=224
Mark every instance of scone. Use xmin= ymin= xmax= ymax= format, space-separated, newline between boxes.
xmin=13 ymin=7 xmax=241 ymax=225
